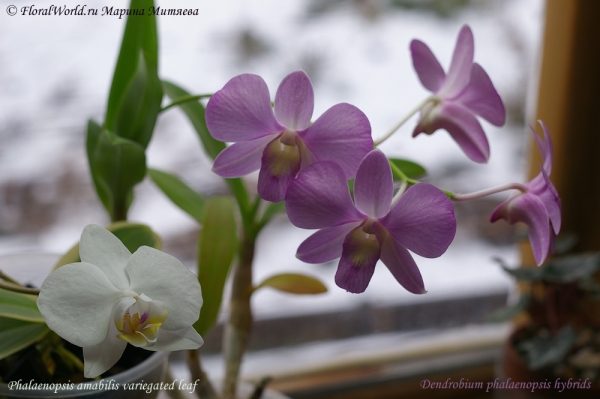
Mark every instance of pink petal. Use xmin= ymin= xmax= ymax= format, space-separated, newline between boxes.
xmin=335 ymin=224 xmax=380 ymax=293
xmin=410 ymin=39 xmax=446 ymax=93
xmin=490 ymin=193 xmax=551 ymax=265
xmin=539 ymin=168 xmax=561 ymax=234
xmin=420 ymin=102 xmax=490 ymax=163
xmin=373 ymin=223 xmax=426 ymax=294
xmin=532 ymin=121 xmax=553 ymax=174
xmin=274 ymin=70 xmax=314 ymax=131
xmin=212 ymin=135 xmax=274 ymax=177
xmin=257 ymin=135 xmax=302 ymax=202
xmin=296 ymin=221 xmax=361 ymax=263
xmin=438 ymin=25 xmax=474 ymax=99
xmin=353 ymin=150 xmax=393 ymax=219
xmin=206 ymin=74 xmax=283 ymax=142
xmin=285 ymin=161 xmax=364 ymax=229
xmin=379 ymin=183 xmax=456 ymax=258
xmin=453 ymin=63 xmax=505 ymax=126
xmin=300 ymin=103 xmax=373 ymax=179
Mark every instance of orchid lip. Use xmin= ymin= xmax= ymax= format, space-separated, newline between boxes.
xmin=280 ymin=129 xmax=297 ymax=146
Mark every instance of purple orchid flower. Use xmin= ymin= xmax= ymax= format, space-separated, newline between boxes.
xmin=205 ymin=70 xmax=373 ymax=202
xmin=410 ymin=25 xmax=505 ymax=163
xmin=490 ymin=121 xmax=561 ymax=265
xmin=285 ymin=149 xmax=456 ymax=294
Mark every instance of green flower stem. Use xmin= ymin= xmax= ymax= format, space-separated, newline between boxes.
xmin=186 ymin=351 xmax=218 ymax=399
xmin=452 ymin=183 xmax=528 ymax=202
xmin=159 ymin=94 xmax=212 ymax=114
xmin=223 ymin=230 xmax=257 ymax=399
xmin=0 ymin=280 xmax=40 ymax=295
xmin=54 ymin=344 xmax=84 ymax=373
xmin=373 ymin=96 xmax=434 ymax=147
xmin=388 ymin=160 xmax=455 ymax=199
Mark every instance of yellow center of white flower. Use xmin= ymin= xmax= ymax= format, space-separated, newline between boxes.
xmin=115 ymin=294 xmax=168 ymax=348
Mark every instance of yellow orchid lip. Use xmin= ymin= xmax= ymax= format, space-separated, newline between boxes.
xmin=115 ymin=295 xmax=168 ymax=348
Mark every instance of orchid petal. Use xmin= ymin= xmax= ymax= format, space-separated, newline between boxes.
xmin=79 ymin=224 xmax=130 ymax=290
xmin=82 ymin=313 xmax=127 ymax=378
xmin=274 ymin=70 xmax=314 ymax=131
xmin=300 ymin=103 xmax=373 ymax=179
xmin=373 ymin=223 xmax=426 ymax=294
xmin=285 ymin=161 xmax=364 ymax=229
xmin=145 ymin=326 xmax=204 ymax=352
xmin=454 ymin=63 xmax=505 ymax=126
xmin=335 ymin=224 xmax=380 ymax=293
xmin=540 ymin=168 xmax=561 ymax=234
xmin=212 ymin=135 xmax=274 ymax=178
xmin=296 ymin=221 xmax=362 ymax=263
xmin=126 ymin=247 xmax=202 ymax=331
xmin=533 ymin=121 xmax=553 ymax=174
xmin=354 ymin=150 xmax=393 ymax=219
xmin=112 ymin=296 xmax=137 ymax=332
xmin=380 ymin=183 xmax=456 ymax=258
xmin=410 ymin=39 xmax=445 ymax=93
xmin=257 ymin=135 xmax=302 ymax=202
xmin=37 ymin=262 xmax=121 ymax=347
xmin=206 ymin=74 xmax=283 ymax=142
xmin=491 ymin=193 xmax=550 ymax=265
xmin=439 ymin=25 xmax=474 ymax=98
xmin=419 ymin=102 xmax=490 ymax=163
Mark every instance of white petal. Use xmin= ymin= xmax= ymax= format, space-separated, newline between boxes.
xmin=147 ymin=326 xmax=204 ymax=351
xmin=83 ymin=310 xmax=127 ymax=378
xmin=112 ymin=296 xmax=137 ymax=332
xmin=37 ymin=262 xmax=121 ymax=347
xmin=80 ymin=224 xmax=131 ymax=290
xmin=126 ymin=247 xmax=202 ymax=330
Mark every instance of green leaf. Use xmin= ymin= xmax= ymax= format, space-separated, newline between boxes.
xmin=0 ymin=289 xmax=45 ymax=323
xmin=105 ymin=0 xmax=158 ymax=130
xmin=389 ymin=158 xmax=427 ymax=179
xmin=161 ymin=81 xmax=224 ymax=160
xmin=53 ymin=222 xmax=162 ymax=269
xmin=148 ymin=168 xmax=205 ymax=223
xmin=518 ymin=326 xmax=577 ymax=370
xmin=542 ymin=253 xmax=600 ymax=283
xmin=254 ymin=273 xmax=328 ymax=295
xmin=113 ymin=51 xmax=162 ymax=148
xmin=0 ymin=318 xmax=50 ymax=360
xmin=494 ymin=257 xmax=544 ymax=282
xmin=87 ymin=125 xmax=147 ymax=221
xmin=161 ymin=81 xmax=250 ymax=214
xmin=194 ymin=197 xmax=238 ymax=336
xmin=485 ymin=295 xmax=531 ymax=323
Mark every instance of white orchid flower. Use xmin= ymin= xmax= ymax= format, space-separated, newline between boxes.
xmin=37 ymin=224 xmax=204 ymax=378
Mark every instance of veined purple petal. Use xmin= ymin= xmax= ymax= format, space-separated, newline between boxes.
xmin=300 ymin=103 xmax=373 ymax=179
xmin=335 ymin=224 xmax=380 ymax=293
xmin=274 ymin=71 xmax=314 ymax=131
xmin=532 ymin=121 xmax=553 ymax=174
xmin=490 ymin=193 xmax=551 ymax=265
xmin=257 ymin=135 xmax=302 ymax=202
xmin=212 ymin=135 xmax=274 ymax=177
xmin=380 ymin=183 xmax=456 ymax=258
xmin=453 ymin=63 xmax=505 ymax=126
xmin=429 ymin=102 xmax=490 ymax=163
xmin=296 ymin=221 xmax=361 ymax=263
xmin=285 ymin=161 xmax=364 ymax=229
xmin=410 ymin=39 xmax=445 ymax=93
xmin=354 ymin=150 xmax=393 ymax=219
xmin=373 ymin=223 xmax=426 ymax=294
xmin=539 ymin=168 xmax=561 ymax=234
xmin=206 ymin=74 xmax=283 ymax=142
xmin=438 ymin=25 xmax=474 ymax=99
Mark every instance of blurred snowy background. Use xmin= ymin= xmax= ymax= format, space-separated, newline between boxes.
xmin=0 ymin=0 xmax=544 ymax=320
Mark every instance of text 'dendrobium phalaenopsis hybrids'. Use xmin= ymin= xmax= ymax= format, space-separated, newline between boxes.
xmin=37 ymin=225 xmax=204 ymax=378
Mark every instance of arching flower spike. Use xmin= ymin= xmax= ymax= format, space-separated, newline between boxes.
xmin=285 ymin=150 xmax=456 ymax=294
xmin=490 ymin=121 xmax=561 ymax=265
xmin=37 ymin=225 xmax=204 ymax=378
xmin=411 ymin=25 xmax=505 ymax=163
xmin=206 ymin=70 xmax=373 ymax=202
